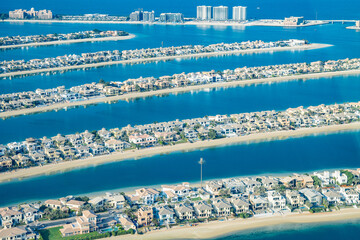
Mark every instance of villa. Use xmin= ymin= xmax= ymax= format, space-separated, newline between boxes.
xmin=60 ymin=210 xmax=98 ymax=237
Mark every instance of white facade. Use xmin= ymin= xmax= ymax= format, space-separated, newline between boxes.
xmin=143 ymin=11 xmax=155 ymax=22
xmin=232 ymin=6 xmax=247 ymax=21
xmin=267 ymin=191 xmax=286 ymax=210
xmin=313 ymin=171 xmax=331 ymax=186
xmin=213 ymin=6 xmax=228 ymax=21
xmin=332 ymin=170 xmax=348 ymax=184
xmin=197 ymin=6 xmax=212 ymax=20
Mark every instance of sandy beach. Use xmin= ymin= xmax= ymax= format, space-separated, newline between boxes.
xmin=0 ymin=34 xmax=135 ymax=50
xmin=0 ymin=43 xmax=330 ymax=79
xmin=109 ymin=208 xmax=360 ymax=240
xmin=3 ymin=51 xmax=354 ymax=119
xmin=0 ymin=122 xmax=358 ymax=183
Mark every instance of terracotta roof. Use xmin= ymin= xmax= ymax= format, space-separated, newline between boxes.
xmin=0 ymin=227 xmax=26 ymax=238
xmin=83 ymin=210 xmax=96 ymax=219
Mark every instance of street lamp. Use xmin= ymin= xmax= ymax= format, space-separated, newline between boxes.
xmin=199 ymin=158 xmax=205 ymax=189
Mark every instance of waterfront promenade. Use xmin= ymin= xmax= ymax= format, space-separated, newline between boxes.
xmin=0 ymin=41 xmax=329 ymax=78
xmin=110 ymin=208 xmax=360 ymax=240
xmin=0 ymin=121 xmax=359 ymax=183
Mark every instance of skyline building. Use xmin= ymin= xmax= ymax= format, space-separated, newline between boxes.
xmin=213 ymin=6 xmax=228 ymax=21
xmin=232 ymin=6 xmax=247 ymax=21
xmin=159 ymin=13 xmax=184 ymax=23
xmin=9 ymin=8 xmax=52 ymax=20
xmin=129 ymin=10 xmax=143 ymax=21
xmin=196 ymin=5 xmax=212 ymax=20
xmin=143 ymin=11 xmax=155 ymax=22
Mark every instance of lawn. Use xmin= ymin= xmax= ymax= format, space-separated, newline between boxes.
xmin=190 ymin=197 xmax=202 ymax=201
xmin=39 ymin=227 xmax=63 ymax=240
xmin=39 ymin=226 xmax=133 ymax=240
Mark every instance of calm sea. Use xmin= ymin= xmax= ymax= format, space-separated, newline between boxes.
xmin=213 ymin=219 xmax=360 ymax=240
xmin=0 ymin=131 xmax=359 ymax=207
xmin=1 ymin=0 xmax=360 ymax=20
xmin=0 ymin=1 xmax=360 ymax=238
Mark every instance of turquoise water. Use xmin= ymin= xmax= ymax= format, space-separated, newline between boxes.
xmin=213 ymin=219 xmax=360 ymax=240
xmin=1 ymin=74 xmax=360 ymax=144
xmin=0 ymin=131 xmax=359 ymax=207
xmin=1 ymin=0 xmax=360 ymax=238
xmin=2 ymin=0 xmax=360 ymax=20
xmin=1 ymin=23 xmax=360 ymax=94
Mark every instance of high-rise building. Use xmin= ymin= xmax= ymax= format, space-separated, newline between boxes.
xmin=213 ymin=6 xmax=228 ymax=21
xmin=129 ymin=10 xmax=143 ymax=21
xmin=143 ymin=11 xmax=155 ymax=22
xmin=37 ymin=9 xmax=53 ymax=20
xmin=196 ymin=6 xmax=212 ymax=20
xmin=9 ymin=8 xmax=53 ymax=19
xmin=232 ymin=6 xmax=247 ymax=21
xmin=159 ymin=13 xmax=184 ymax=23
xmin=9 ymin=9 xmax=25 ymax=19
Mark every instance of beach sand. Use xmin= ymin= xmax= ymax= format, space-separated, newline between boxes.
xmin=109 ymin=208 xmax=360 ymax=240
xmin=0 ymin=34 xmax=135 ymax=50
xmin=0 ymin=122 xmax=358 ymax=183
xmin=0 ymin=43 xmax=331 ymax=79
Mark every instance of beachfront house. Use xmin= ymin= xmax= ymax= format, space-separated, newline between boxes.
xmin=285 ymin=190 xmax=304 ymax=208
xmin=313 ymin=171 xmax=331 ymax=186
xmin=137 ymin=207 xmax=153 ymax=227
xmin=128 ymin=134 xmax=157 ymax=147
xmin=155 ymin=206 xmax=176 ymax=225
xmin=193 ymin=201 xmax=213 ymax=218
xmin=44 ymin=199 xmax=62 ymax=210
xmin=22 ymin=205 xmax=42 ymax=224
xmin=230 ymin=197 xmax=250 ymax=214
xmin=0 ymin=157 xmax=13 ymax=170
xmin=174 ymin=203 xmax=195 ymax=220
xmin=97 ymin=128 xmax=111 ymax=140
xmin=206 ymin=181 xmax=223 ymax=196
xmin=249 ymin=195 xmax=268 ymax=212
xmin=105 ymin=193 xmax=126 ymax=209
xmin=333 ymin=171 xmax=348 ymax=185
xmin=88 ymin=197 xmax=106 ymax=208
xmin=65 ymin=200 xmax=85 ymax=212
xmin=104 ymin=138 xmax=129 ymax=152
xmin=299 ymin=188 xmax=323 ymax=206
xmin=281 ymin=174 xmax=313 ymax=188
xmin=0 ymin=208 xmax=23 ymax=228
xmin=262 ymin=178 xmax=280 ymax=190
xmin=340 ymin=187 xmax=360 ymax=204
xmin=133 ymin=188 xmax=160 ymax=205
xmin=267 ymin=191 xmax=286 ymax=211
xmin=322 ymin=189 xmax=343 ymax=205
xmin=161 ymin=183 xmax=191 ymax=201
xmin=89 ymin=143 xmax=106 ymax=156
xmin=212 ymin=198 xmax=232 ymax=217
xmin=11 ymin=154 xmax=31 ymax=167
xmin=222 ymin=179 xmax=246 ymax=195
xmin=242 ymin=179 xmax=262 ymax=193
